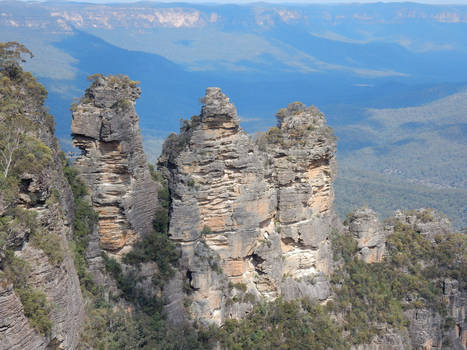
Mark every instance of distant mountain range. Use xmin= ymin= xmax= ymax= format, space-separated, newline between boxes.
xmin=1 ymin=0 xmax=466 ymax=227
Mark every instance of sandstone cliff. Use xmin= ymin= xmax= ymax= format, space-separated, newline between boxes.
xmin=158 ymin=88 xmax=339 ymax=325
xmin=2 ymin=61 xmax=465 ymax=349
xmin=71 ymin=74 xmax=158 ymax=258
xmin=345 ymin=208 xmax=466 ymax=350
xmin=0 ymin=63 xmax=84 ymax=349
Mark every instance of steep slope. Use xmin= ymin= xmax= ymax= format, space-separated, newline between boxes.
xmin=158 ymin=88 xmax=339 ymax=325
xmin=71 ymin=74 xmax=158 ymax=258
xmin=0 ymin=45 xmax=84 ymax=349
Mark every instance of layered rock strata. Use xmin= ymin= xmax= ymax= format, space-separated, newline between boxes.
xmin=158 ymin=88 xmax=339 ymax=324
xmin=265 ymin=102 xmax=340 ymax=299
xmin=71 ymin=75 xmax=158 ymax=257
xmin=0 ymin=174 xmax=84 ymax=350
xmin=349 ymin=209 xmax=466 ymax=350
xmin=0 ymin=73 xmax=84 ymax=349
xmin=345 ymin=207 xmax=387 ymax=263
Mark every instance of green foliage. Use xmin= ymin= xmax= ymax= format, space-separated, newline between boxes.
xmin=329 ymin=218 xmax=467 ymax=344
xmin=30 ymin=228 xmax=63 ymax=266
xmin=16 ymin=286 xmax=53 ymax=335
xmin=201 ymin=225 xmax=212 ymax=235
xmin=0 ymin=207 xmax=63 ymax=266
xmin=123 ymin=231 xmax=179 ymax=280
xmin=0 ymin=41 xmax=33 ymax=80
xmin=331 ymin=229 xmax=358 ymax=263
xmin=3 ymin=251 xmax=53 ymax=335
xmin=10 ymin=136 xmax=53 ymax=176
xmin=264 ymin=126 xmax=283 ymax=144
xmin=87 ymin=73 xmax=139 ymax=88
xmin=216 ymin=298 xmax=346 ymax=350
xmin=113 ymin=98 xmax=131 ymax=111
xmin=0 ymin=175 xmax=19 ymax=209
xmin=0 ymin=62 xmax=48 ymax=190
xmin=64 ymin=164 xmax=98 ymax=293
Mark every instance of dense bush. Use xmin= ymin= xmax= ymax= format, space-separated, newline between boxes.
xmin=30 ymin=228 xmax=63 ymax=266
xmin=64 ymin=164 xmax=99 ymax=294
xmin=329 ymin=218 xmax=466 ymax=345
xmin=215 ymin=298 xmax=346 ymax=350
xmin=2 ymin=250 xmax=53 ymax=335
xmin=16 ymin=286 xmax=53 ymax=335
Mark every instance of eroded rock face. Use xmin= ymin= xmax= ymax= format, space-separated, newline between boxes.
xmin=0 ymin=281 xmax=46 ymax=350
xmin=355 ymin=209 xmax=466 ymax=350
xmin=158 ymin=89 xmax=339 ymax=325
xmin=0 ymin=74 xmax=84 ymax=349
xmin=393 ymin=208 xmax=453 ymax=242
xmin=159 ymin=87 xmax=278 ymax=324
xmin=72 ymin=75 xmax=158 ymax=257
xmin=346 ymin=207 xmax=387 ymax=263
xmin=267 ymin=102 xmax=339 ymax=280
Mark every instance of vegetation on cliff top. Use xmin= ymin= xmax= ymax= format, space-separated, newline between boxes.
xmin=0 ymin=42 xmax=62 ymax=336
xmin=329 ymin=216 xmax=466 ymax=346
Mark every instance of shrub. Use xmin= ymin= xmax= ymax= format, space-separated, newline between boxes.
xmin=201 ymin=225 xmax=212 ymax=235
xmin=123 ymin=230 xmax=179 ymax=280
xmin=30 ymin=228 xmax=63 ymax=266
xmin=3 ymin=250 xmax=53 ymax=335
xmin=16 ymin=287 xmax=53 ymax=335
xmin=64 ymin=164 xmax=98 ymax=293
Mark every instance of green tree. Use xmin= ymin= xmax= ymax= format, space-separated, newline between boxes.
xmin=0 ymin=42 xmax=33 ymax=79
xmin=0 ymin=115 xmax=32 ymax=177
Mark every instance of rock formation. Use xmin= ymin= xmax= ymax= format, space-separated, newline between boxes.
xmin=265 ymin=102 xmax=339 ymax=300
xmin=347 ymin=208 xmax=466 ymax=350
xmin=158 ymin=88 xmax=339 ymax=325
xmin=2 ymin=62 xmax=465 ymax=349
xmin=0 ymin=68 xmax=84 ymax=349
xmin=71 ymin=75 xmax=158 ymax=258
xmin=345 ymin=207 xmax=387 ymax=263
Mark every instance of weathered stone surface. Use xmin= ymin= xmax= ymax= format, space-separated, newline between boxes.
xmin=0 ymin=280 xmax=46 ymax=350
xmin=72 ymin=75 xmax=158 ymax=257
xmin=159 ymin=87 xmax=278 ymax=325
xmin=267 ymin=102 xmax=340 ymax=280
xmin=393 ymin=208 xmax=453 ymax=242
xmin=346 ymin=207 xmax=387 ymax=263
xmin=360 ymin=210 xmax=466 ymax=350
xmin=0 ymin=75 xmax=84 ymax=349
xmin=158 ymin=90 xmax=339 ymax=325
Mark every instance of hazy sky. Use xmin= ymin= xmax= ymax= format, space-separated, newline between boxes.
xmin=122 ymin=0 xmax=467 ymax=3
xmin=69 ymin=0 xmax=467 ymax=4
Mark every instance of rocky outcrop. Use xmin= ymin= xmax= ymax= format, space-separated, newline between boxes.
xmin=71 ymin=75 xmax=158 ymax=257
xmin=349 ymin=209 xmax=466 ymax=350
xmin=158 ymin=87 xmax=278 ymax=324
xmin=0 ymin=281 xmax=46 ymax=350
xmin=0 ymin=69 xmax=84 ymax=349
xmin=393 ymin=208 xmax=453 ymax=242
xmin=265 ymin=102 xmax=339 ymax=298
xmin=158 ymin=89 xmax=339 ymax=325
xmin=345 ymin=207 xmax=387 ymax=263
xmin=14 ymin=180 xmax=84 ymax=350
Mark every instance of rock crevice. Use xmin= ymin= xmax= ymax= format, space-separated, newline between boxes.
xmin=72 ymin=75 xmax=158 ymax=257
xmin=158 ymin=89 xmax=339 ymax=324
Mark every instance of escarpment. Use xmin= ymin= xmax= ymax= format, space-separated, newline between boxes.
xmin=0 ymin=60 xmax=84 ymax=349
xmin=1 ymin=53 xmax=465 ymax=348
xmin=71 ymin=75 xmax=158 ymax=257
xmin=158 ymin=88 xmax=339 ymax=324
